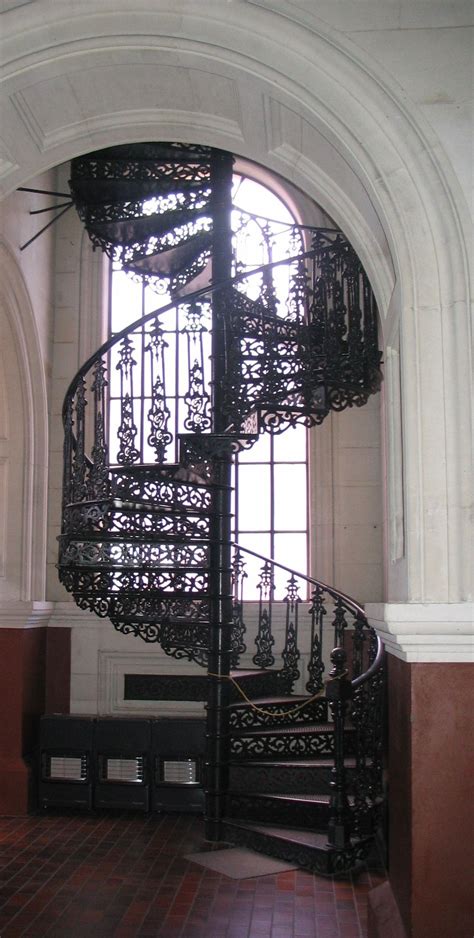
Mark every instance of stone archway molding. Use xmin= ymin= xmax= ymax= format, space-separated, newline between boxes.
xmin=0 ymin=0 xmax=471 ymax=605
xmin=0 ymin=240 xmax=49 ymax=601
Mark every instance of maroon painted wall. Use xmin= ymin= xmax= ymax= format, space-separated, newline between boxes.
xmin=45 ymin=628 xmax=71 ymax=713
xmin=0 ymin=626 xmax=72 ymax=814
xmin=411 ymin=663 xmax=473 ymax=938
xmin=382 ymin=656 xmax=473 ymax=938
xmin=0 ymin=628 xmax=46 ymax=814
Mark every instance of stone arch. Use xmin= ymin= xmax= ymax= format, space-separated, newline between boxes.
xmin=1 ymin=1 xmax=470 ymax=602
xmin=0 ymin=241 xmax=49 ymax=600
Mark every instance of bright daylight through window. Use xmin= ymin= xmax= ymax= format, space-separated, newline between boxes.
xmin=108 ymin=171 xmax=308 ymax=590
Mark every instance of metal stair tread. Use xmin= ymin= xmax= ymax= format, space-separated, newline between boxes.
xmin=227 ymin=791 xmax=357 ymax=806
xmin=230 ymin=723 xmax=353 ymax=737
xmin=229 ymin=757 xmax=358 ymax=768
xmin=229 ymin=791 xmax=331 ymax=805
xmin=222 ymin=820 xmax=331 ymax=851
xmin=224 ymin=820 xmax=371 ymax=852
xmin=64 ymin=499 xmax=211 ymax=517
xmin=110 ymin=499 xmax=211 ymax=515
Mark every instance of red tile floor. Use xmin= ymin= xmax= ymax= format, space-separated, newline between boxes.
xmin=0 ymin=812 xmax=386 ymax=937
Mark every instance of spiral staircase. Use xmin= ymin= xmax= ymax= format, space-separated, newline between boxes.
xmin=57 ymin=142 xmax=385 ymax=875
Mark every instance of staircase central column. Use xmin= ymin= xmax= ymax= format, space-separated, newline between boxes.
xmin=204 ymin=149 xmax=234 ymax=841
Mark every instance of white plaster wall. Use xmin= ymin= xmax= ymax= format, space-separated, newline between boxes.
xmin=253 ymin=0 xmax=473 ymax=216
xmin=0 ymin=308 xmax=25 ymax=598
xmin=0 ymin=173 xmax=56 ymax=383
xmin=310 ymin=397 xmax=383 ymax=603
xmin=0 ymin=172 xmax=55 ymax=600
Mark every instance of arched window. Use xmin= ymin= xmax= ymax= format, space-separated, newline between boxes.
xmin=108 ymin=169 xmax=309 ymax=588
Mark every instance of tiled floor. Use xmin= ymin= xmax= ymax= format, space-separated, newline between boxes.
xmin=0 ymin=812 xmax=385 ymax=937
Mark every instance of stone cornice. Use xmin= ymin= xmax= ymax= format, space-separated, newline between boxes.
xmin=366 ymin=602 xmax=473 ymax=663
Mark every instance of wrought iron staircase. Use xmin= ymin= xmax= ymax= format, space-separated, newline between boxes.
xmin=57 ymin=141 xmax=385 ymax=875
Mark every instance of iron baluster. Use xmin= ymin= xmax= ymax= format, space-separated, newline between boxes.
xmin=351 ymin=680 xmax=370 ymax=838
xmin=352 ymin=613 xmax=367 ymax=680
xmin=230 ymin=548 xmax=247 ymax=669
xmin=88 ymin=361 xmax=109 ymax=499
xmin=116 ymin=335 xmax=140 ymax=465
xmin=332 ymin=596 xmax=348 ymax=648
xmin=183 ymin=300 xmax=212 ymax=433
xmin=145 ymin=317 xmax=172 ymax=462
xmin=285 ymin=242 xmax=308 ymax=322
xmin=71 ymin=378 xmax=88 ymax=502
xmin=280 ymin=574 xmax=301 ymax=692
xmin=62 ymin=396 xmax=74 ymax=509
xmin=306 ymin=585 xmax=326 ymax=694
xmin=326 ymin=646 xmax=353 ymax=849
xmin=253 ymin=561 xmax=276 ymax=669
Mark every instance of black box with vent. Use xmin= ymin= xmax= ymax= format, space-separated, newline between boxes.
xmin=38 ymin=715 xmax=95 ymax=810
xmin=94 ymin=718 xmax=151 ymax=811
xmin=152 ymin=718 xmax=206 ymax=813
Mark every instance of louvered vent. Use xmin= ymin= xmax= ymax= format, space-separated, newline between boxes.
xmin=162 ymin=759 xmax=198 ymax=785
xmin=104 ymin=756 xmax=145 ymax=784
xmin=46 ymin=755 xmax=87 ymax=782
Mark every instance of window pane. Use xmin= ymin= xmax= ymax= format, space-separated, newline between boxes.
xmin=274 ymin=465 xmax=307 ymax=530
xmin=273 ymin=426 xmax=306 ymax=462
xmin=237 ymin=434 xmax=271 ymax=463
xmin=274 ymin=533 xmax=307 ymax=581
xmin=111 ymin=271 xmax=143 ymax=331
xmin=237 ymin=464 xmax=271 ymax=530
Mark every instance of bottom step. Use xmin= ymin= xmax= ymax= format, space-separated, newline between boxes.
xmin=222 ymin=819 xmax=372 ymax=877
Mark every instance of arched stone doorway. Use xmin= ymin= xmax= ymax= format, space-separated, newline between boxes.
xmin=0 ymin=6 xmax=471 ymax=936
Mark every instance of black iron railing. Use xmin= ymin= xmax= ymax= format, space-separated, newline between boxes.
xmin=58 ymin=225 xmax=384 ymax=850
xmin=227 ymin=542 xmax=385 ymax=845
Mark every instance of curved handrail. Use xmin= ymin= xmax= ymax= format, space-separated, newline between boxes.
xmin=352 ymin=634 xmax=384 ymax=689
xmin=231 ymin=541 xmax=366 ymax=619
xmin=232 ymin=540 xmax=384 ymax=690
xmin=62 ymin=247 xmax=316 ymax=419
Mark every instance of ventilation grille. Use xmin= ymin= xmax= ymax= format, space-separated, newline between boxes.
xmin=47 ymin=755 xmax=87 ymax=782
xmin=162 ymin=759 xmax=198 ymax=785
xmin=104 ymin=756 xmax=145 ymax=784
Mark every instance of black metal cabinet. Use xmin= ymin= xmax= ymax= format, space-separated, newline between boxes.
xmin=38 ymin=715 xmax=95 ymax=809
xmin=94 ymin=718 xmax=151 ymax=811
xmin=38 ymin=715 xmax=206 ymax=814
xmin=152 ymin=718 xmax=206 ymax=813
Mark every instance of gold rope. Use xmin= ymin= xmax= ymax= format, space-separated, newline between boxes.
xmin=207 ymin=672 xmax=325 ymax=718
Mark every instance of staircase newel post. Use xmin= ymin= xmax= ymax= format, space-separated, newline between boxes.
xmin=204 ymin=148 xmax=234 ymax=842
xmin=326 ymin=646 xmax=353 ymax=849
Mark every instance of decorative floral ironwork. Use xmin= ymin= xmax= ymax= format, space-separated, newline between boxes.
xmin=88 ymin=361 xmax=109 ymax=498
xmin=252 ymin=562 xmax=275 ymax=669
xmin=69 ymin=142 xmax=214 ymax=290
xmin=306 ymin=586 xmax=326 ymax=694
xmin=280 ymin=575 xmax=301 ymax=687
xmin=184 ymin=361 xmax=212 ymax=432
xmin=115 ymin=336 xmax=140 ymax=465
xmin=230 ymin=549 xmax=247 ymax=668
xmin=71 ymin=378 xmax=88 ymax=502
